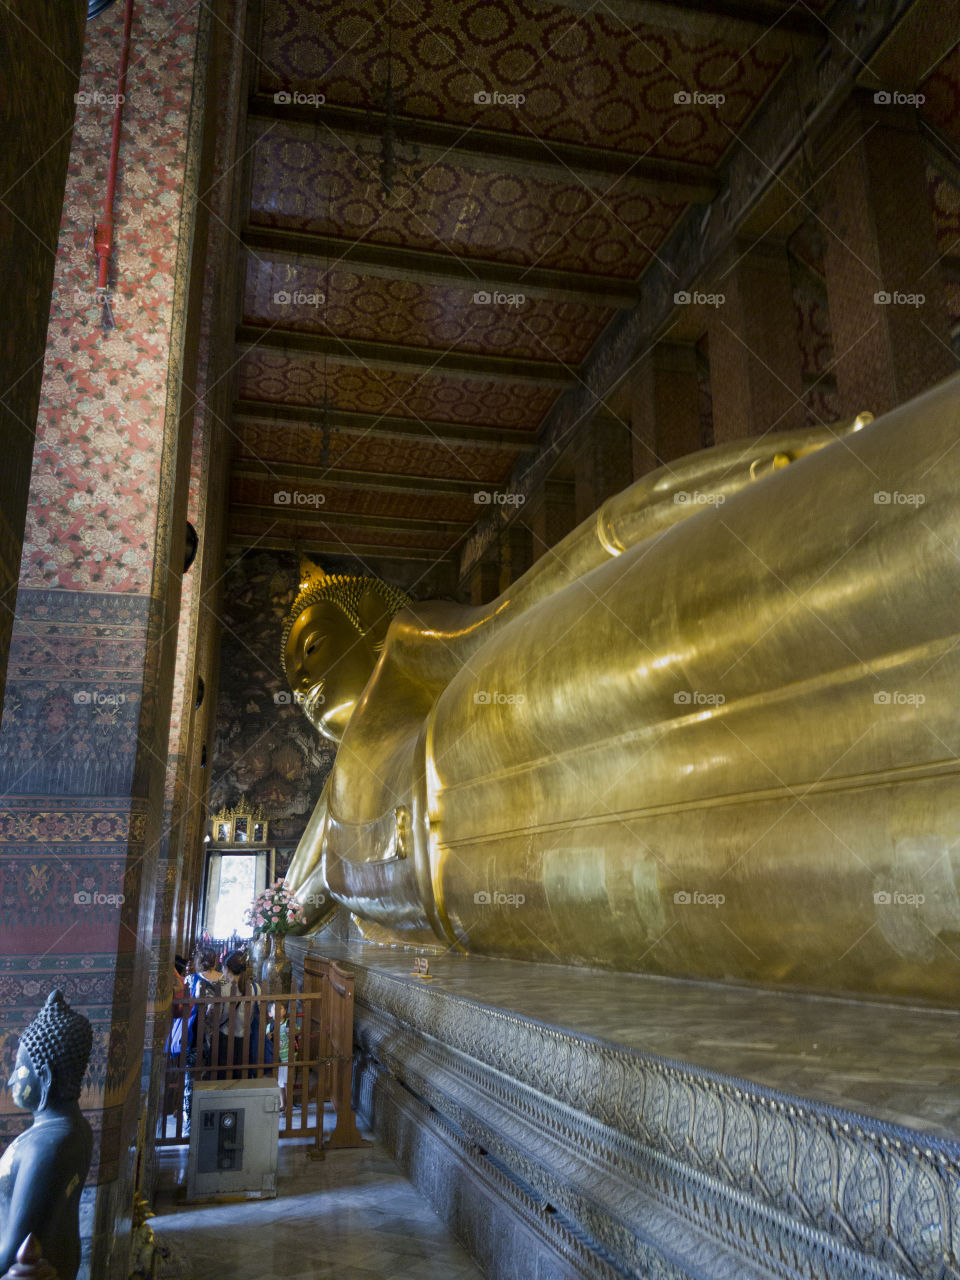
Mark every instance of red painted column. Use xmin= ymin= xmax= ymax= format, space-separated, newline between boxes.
xmin=819 ymin=92 xmax=955 ymax=419
xmin=631 ymin=342 xmax=703 ymax=478
xmin=528 ymin=477 xmax=577 ymax=562
xmin=0 ymin=4 xmax=212 ymax=1275
xmin=708 ymin=239 xmax=807 ymax=442
xmin=574 ymin=414 xmax=634 ymax=525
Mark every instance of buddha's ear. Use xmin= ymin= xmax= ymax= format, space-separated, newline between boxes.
xmin=356 ymin=584 xmax=396 ymax=650
xmin=35 ymin=1059 xmax=54 ymax=1110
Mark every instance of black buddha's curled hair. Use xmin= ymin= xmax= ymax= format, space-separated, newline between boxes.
xmin=19 ymin=990 xmax=92 ymax=1102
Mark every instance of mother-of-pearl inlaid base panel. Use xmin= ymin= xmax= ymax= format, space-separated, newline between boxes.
xmin=288 ymin=936 xmax=960 ymax=1280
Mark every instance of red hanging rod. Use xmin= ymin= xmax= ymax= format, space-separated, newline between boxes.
xmin=94 ymin=0 xmax=134 ymax=294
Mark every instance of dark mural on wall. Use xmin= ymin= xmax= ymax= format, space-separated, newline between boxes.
xmin=210 ymin=550 xmax=334 ymax=853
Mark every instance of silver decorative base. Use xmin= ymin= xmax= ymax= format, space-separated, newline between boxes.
xmin=288 ymin=938 xmax=960 ymax=1280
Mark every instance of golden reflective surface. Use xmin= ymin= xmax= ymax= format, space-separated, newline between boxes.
xmin=284 ymin=378 xmax=960 ymax=1004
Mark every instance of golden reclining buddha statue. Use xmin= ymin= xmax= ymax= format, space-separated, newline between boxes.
xmin=283 ymin=374 xmax=960 ymax=1006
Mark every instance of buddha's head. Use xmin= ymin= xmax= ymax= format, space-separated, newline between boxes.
xmin=8 ymin=990 xmax=92 ymax=1113
xmin=281 ymin=559 xmax=410 ymax=744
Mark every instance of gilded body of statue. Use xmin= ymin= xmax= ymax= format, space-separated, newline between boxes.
xmin=283 ymin=375 xmax=960 ymax=1005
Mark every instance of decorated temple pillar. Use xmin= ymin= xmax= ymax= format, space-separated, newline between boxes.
xmin=0 ymin=3 xmax=213 ymax=1276
xmin=707 ymin=239 xmax=806 ymax=442
xmin=136 ymin=0 xmax=243 ymax=1202
xmin=499 ymin=525 xmax=534 ymax=593
xmin=631 ymin=342 xmax=703 ymax=477
xmin=469 ymin=559 xmax=501 ymax=606
xmin=573 ymin=413 xmax=634 ymax=525
xmin=0 ymin=1 xmax=87 ymax=709
xmin=819 ymin=92 xmax=954 ymax=418
xmin=528 ymin=477 xmax=576 ymax=562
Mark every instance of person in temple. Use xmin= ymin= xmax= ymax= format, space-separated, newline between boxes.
xmin=178 ymin=946 xmax=222 ymax=1136
xmin=213 ymin=951 xmax=267 ymax=1079
xmin=0 ymin=991 xmax=93 ymax=1280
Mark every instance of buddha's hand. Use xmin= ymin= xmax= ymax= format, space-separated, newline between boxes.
xmin=285 ymin=782 xmax=337 ymax=932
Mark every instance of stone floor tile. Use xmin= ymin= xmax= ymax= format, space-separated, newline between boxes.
xmin=153 ymin=1138 xmax=484 ymax=1280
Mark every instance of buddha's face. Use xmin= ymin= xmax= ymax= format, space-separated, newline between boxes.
xmin=284 ymin=600 xmax=379 ymax=744
xmin=7 ymin=1046 xmax=43 ymax=1113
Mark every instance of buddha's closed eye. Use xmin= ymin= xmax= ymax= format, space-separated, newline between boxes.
xmin=304 ymin=633 xmax=326 ymax=658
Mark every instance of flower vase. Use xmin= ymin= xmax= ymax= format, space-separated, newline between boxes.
xmin=250 ymin=932 xmax=270 ymax=983
xmin=262 ymin=934 xmax=291 ymax=994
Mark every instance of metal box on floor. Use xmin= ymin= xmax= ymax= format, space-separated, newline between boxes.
xmin=186 ymin=1077 xmax=281 ymax=1201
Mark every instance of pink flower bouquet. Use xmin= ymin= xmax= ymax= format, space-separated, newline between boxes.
xmin=244 ymin=879 xmax=308 ymax=936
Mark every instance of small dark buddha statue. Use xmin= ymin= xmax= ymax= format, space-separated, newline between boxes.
xmin=0 ymin=992 xmax=93 ymax=1280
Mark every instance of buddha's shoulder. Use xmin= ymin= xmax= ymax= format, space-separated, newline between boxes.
xmin=18 ymin=1115 xmax=92 ymax=1158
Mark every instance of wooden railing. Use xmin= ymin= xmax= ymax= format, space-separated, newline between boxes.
xmin=303 ymin=954 xmax=367 ymax=1153
xmin=158 ymin=966 xmax=364 ymax=1155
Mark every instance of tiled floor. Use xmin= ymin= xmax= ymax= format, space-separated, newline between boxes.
xmin=152 ymin=1138 xmax=485 ymax=1280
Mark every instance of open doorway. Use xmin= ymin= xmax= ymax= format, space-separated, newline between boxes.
xmin=202 ymin=847 xmax=275 ymax=938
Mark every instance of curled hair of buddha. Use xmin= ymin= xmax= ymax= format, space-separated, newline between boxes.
xmin=19 ymin=990 xmax=92 ymax=1102
xmin=280 ymin=560 xmax=410 ymax=674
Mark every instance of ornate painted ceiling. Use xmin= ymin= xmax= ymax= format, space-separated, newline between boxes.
xmin=225 ymin=0 xmax=960 ymax=587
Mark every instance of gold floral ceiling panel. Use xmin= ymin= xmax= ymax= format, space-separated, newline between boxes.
xmin=247 ymin=131 xmax=688 ymax=280
xmin=228 ymin=0 xmax=843 ymax=577
xmin=238 ymin=349 xmax=560 ymax=428
xmin=229 ymin=513 xmax=457 ymax=554
xmin=235 ymin=422 xmax=524 ymax=484
xmin=256 ymin=0 xmax=788 ymax=165
xmin=242 ymin=255 xmax=614 ymax=364
xmin=231 ymin=474 xmax=480 ymax=524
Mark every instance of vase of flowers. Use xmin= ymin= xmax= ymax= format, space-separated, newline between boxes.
xmin=245 ymin=880 xmax=306 ymax=993
xmin=262 ymin=935 xmax=290 ymax=994
xmin=249 ymin=932 xmax=270 ymax=983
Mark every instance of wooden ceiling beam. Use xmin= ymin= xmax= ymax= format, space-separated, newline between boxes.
xmin=855 ymin=0 xmax=960 ymax=91
xmin=236 ymin=326 xmax=575 ymax=386
xmin=233 ymin=399 xmax=538 ymax=451
xmin=226 ymin=532 xmax=454 ymax=562
xmin=228 ymin=502 xmax=469 ymax=534
xmin=242 ymin=227 xmax=641 ymax=309
xmin=233 ymin=460 xmax=489 ymax=497
xmin=531 ymin=0 xmax=822 ymax=44
xmin=247 ymin=98 xmax=717 ymax=205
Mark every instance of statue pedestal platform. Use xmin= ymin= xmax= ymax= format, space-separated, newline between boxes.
xmin=287 ymin=936 xmax=960 ymax=1280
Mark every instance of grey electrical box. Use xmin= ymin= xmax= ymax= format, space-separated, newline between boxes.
xmin=186 ymin=1077 xmax=281 ymax=1201
xmin=197 ymin=1105 xmax=244 ymax=1173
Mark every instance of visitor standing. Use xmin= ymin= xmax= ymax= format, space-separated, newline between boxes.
xmin=215 ymin=951 xmax=264 ymax=1079
xmin=181 ymin=947 xmax=222 ymax=1135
